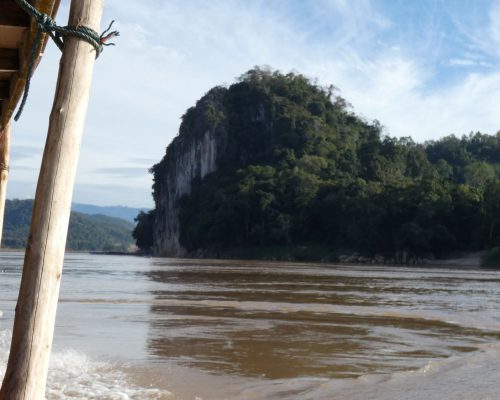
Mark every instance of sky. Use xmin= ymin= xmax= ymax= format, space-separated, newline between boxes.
xmin=7 ymin=0 xmax=500 ymax=207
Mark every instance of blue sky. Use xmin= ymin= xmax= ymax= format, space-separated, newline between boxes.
xmin=7 ymin=0 xmax=500 ymax=207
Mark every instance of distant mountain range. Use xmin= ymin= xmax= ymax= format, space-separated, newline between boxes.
xmin=72 ymin=203 xmax=148 ymax=223
xmin=3 ymin=199 xmax=137 ymax=252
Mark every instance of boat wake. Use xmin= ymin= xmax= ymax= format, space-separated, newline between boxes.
xmin=0 ymin=330 xmax=172 ymax=400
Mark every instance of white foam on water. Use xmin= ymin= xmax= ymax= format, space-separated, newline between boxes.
xmin=0 ymin=330 xmax=172 ymax=400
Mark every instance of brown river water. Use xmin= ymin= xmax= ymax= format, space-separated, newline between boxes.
xmin=1 ymin=252 xmax=500 ymax=399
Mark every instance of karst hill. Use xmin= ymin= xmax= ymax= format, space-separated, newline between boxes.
xmin=137 ymin=68 xmax=500 ymax=262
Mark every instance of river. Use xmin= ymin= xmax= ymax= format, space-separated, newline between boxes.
xmin=0 ymin=252 xmax=500 ymax=399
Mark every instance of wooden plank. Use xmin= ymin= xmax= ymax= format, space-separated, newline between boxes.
xmin=0 ymin=0 xmax=30 ymax=26
xmin=0 ymin=26 xmax=26 ymax=49
xmin=0 ymin=71 xmax=14 ymax=80
xmin=0 ymin=48 xmax=19 ymax=71
xmin=0 ymin=0 xmax=103 ymax=399
xmin=0 ymin=0 xmax=59 ymax=131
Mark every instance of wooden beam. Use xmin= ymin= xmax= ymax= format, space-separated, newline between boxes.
xmin=0 ymin=0 xmax=30 ymax=27
xmin=0 ymin=48 xmax=19 ymax=71
xmin=0 ymin=71 xmax=15 ymax=80
xmin=0 ymin=26 xmax=26 ymax=49
xmin=0 ymin=1 xmax=103 ymax=399
xmin=0 ymin=119 xmax=10 ymax=247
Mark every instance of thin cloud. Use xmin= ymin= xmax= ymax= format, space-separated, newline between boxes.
xmin=10 ymin=145 xmax=42 ymax=161
xmin=92 ymin=167 xmax=149 ymax=178
xmin=127 ymin=157 xmax=159 ymax=166
xmin=10 ymin=165 xmax=37 ymax=172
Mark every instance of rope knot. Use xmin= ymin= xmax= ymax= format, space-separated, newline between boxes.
xmin=13 ymin=0 xmax=119 ymax=121
xmin=36 ymin=13 xmax=56 ymax=32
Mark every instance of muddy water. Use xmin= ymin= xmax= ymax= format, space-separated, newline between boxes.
xmin=1 ymin=253 xmax=500 ymax=399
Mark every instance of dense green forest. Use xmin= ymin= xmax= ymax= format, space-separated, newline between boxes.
xmin=140 ymin=68 xmax=500 ymax=260
xmin=4 ymin=199 xmax=134 ymax=252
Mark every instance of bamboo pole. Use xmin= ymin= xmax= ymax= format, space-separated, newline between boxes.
xmin=0 ymin=120 xmax=10 ymax=247
xmin=0 ymin=1 xmax=103 ymax=399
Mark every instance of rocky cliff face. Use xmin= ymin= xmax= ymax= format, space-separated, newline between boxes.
xmin=151 ymin=69 xmax=285 ymax=256
xmin=152 ymin=88 xmax=227 ymax=256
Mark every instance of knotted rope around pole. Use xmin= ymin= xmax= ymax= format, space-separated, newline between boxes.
xmin=13 ymin=0 xmax=119 ymax=121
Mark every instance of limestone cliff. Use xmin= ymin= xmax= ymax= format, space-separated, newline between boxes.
xmin=151 ymin=88 xmax=227 ymax=256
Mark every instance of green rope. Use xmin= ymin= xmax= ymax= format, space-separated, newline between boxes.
xmin=13 ymin=0 xmax=119 ymax=121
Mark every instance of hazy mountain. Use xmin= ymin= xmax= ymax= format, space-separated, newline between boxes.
xmin=71 ymin=203 xmax=148 ymax=223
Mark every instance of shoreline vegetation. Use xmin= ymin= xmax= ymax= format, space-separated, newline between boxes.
xmin=85 ymin=247 xmax=487 ymax=269
xmin=183 ymin=246 xmax=484 ymax=268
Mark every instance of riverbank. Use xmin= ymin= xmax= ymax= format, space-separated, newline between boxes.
xmin=2 ymin=245 xmax=485 ymax=268
xmin=184 ymin=246 xmax=486 ymax=268
xmin=424 ymin=252 xmax=483 ymax=269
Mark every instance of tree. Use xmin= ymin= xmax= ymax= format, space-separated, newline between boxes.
xmin=464 ymin=161 xmax=495 ymax=191
xmin=133 ymin=210 xmax=155 ymax=251
xmin=484 ymin=180 xmax=500 ymax=246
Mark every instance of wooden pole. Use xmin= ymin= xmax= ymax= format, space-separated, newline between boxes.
xmin=0 ymin=1 xmax=103 ymax=399
xmin=0 ymin=120 xmax=10 ymax=247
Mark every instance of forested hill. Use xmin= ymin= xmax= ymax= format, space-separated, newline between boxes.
xmin=141 ymin=68 xmax=500 ymax=260
xmin=4 ymin=199 xmax=134 ymax=252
